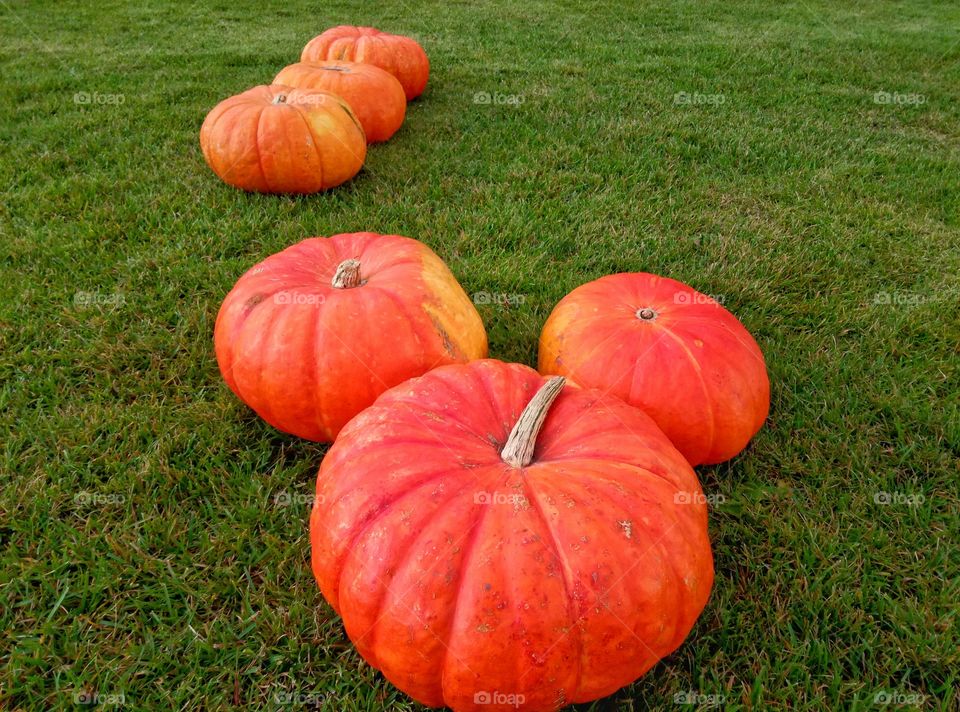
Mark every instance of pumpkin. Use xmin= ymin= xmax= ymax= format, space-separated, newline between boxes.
xmin=214 ymin=233 xmax=487 ymax=442
xmin=539 ymin=273 xmax=769 ymax=466
xmin=274 ymin=61 xmax=406 ymax=143
xmin=199 ymin=84 xmax=366 ymax=193
xmin=301 ymin=26 xmax=429 ymax=100
xmin=310 ymin=359 xmax=714 ymax=711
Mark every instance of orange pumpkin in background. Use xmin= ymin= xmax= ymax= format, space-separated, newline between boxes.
xmin=310 ymin=359 xmax=715 ymax=711
xmin=274 ymin=61 xmax=406 ymax=143
xmin=214 ymin=233 xmax=487 ymax=442
xmin=301 ymin=26 xmax=429 ymax=100
xmin=199 ymin=84 xmax=366 ymax=193
xmin=539 ymin=272 xmax=770 ymax=466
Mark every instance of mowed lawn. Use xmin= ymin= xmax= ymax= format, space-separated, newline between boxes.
xmin=2 ymin=0 xmax=958 ymax=709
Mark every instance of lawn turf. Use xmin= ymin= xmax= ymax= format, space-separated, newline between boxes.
xmin=1 ymin=0 xmax=958 ymax=709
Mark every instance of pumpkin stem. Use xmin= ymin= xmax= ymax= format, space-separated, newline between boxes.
xmin=331 ymin=259 xmax=362 ymax=288
xmin=636 ymin=307 xmax=658 ymax=321
xmin=500 ymin=376 xmax=565 ymax=468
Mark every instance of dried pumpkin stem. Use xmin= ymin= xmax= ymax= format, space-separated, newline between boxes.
xmin=331 ymin=259 xmax=362 ymax=289
xmin=500 ymin=376 xmax=566 ymax=468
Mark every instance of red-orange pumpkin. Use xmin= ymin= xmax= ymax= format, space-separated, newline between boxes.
xmin=274 ymin=61 xmax=406 ymax=143
xmin=301 ymin=26 xmax=429 ymax=100
xmin=311 ymin=359 xmax=714 ymax=711
xmin=214 ymin=233 xmax=487 ymax=442
xmin=539 ymin=273 xmax=770 ymax=466
xmin=199 ymin=84 xmax=366 ymax=193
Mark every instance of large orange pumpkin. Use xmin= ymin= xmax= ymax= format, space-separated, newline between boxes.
xmin=214 ymin=233 xmax=487 ymax=442
xmin=539 ymin=273 xmax=770 ymax=466
xmin=199 ymin=84 xmax=366 ymax=193
xmin=274 ymin=61 xmax=406 ymax=143
xmin=301 ymin=26 xmax=429 ymax=100
xmin=310 ymin=359 xmax=714 ymax=711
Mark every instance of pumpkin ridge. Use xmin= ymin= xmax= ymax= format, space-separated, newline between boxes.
xmin=208 ymin=101 xmax=264 ymax=183
xmin=253 ymin=105 xmax=274 ymax=192
xmin=201 ymin=100 xmax=245 ymax=168
xmin=518 ymin=476 xmax=584 ymax=699
xmin=369 ymin=284 xmax=477 ymax=391
xmin=519 ymin=470 xmax=684 ymax=701
xmin=335 ymin=98 xmax=365 ymax=138
xmin=472 ymin=362 xmax=517 ymax=445
xmin=307 ymin=97 xmax=366 ymax=171
xmin=372 ymin=284 xmax=436 ymax=357
xmin=351 ymin=480 xmax=492 ymax=664
xmin=338 ymin=432 xmax=484 ymax=453
xmin=632 ymin=497 xmax=708 ymax=654
xmin=233 ymin=298 xmax=288 ymax=428
xmin=328 ymin=460 xmax=497 ymax=598
xmin=550 ymin=324 xmax=625 ymax=388
xmin=310 ymin=292 xmax=377 ymax=435
xmin=288 ymin=101 xmax=326 ymax=188
xmin=394 ymin=369 xmax=510 ymax=448
xmin=303 ymin=301 xmax=325 ymax=438
xmin=532 ymin=457 xmax=688 ymax=492
xmin=671 ymin=315 xmax=766 ymax=363
xmin=538 ymin=469 xmax=696 ymax=664
xmin=439 ymin=498 xmax=493 ymax=697
xmin=534 ymin=403 xmax=671 ymax=463
xmin=654 ymin=325 xmax=717 ymax=463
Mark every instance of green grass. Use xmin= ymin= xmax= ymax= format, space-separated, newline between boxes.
xmin=2 ymin=0 xmax=958 ymax=709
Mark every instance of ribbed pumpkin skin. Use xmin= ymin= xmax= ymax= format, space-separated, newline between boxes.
xmin=301 ymin=26 xmax=429 ymax=100
xmin=310 ymin=359 xmax=714 ymax=711
xmin=199 ymin=84 xmax=366 ymax=193
xmin=539 ymin=273 xmax=770 ymax=466
xmin=274 ymin=61 xmax=406 ymax=143
xmin=214 ymin=233 xmax=487 ymax=442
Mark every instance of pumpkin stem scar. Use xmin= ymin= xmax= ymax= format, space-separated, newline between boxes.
xmin=272 ymin=94 xmax=287 ymax=104
xmin=500 ymin=376 xmax=565 ymax=468
xmin=636 ymin=307 xmax=658 ymax=321
xmin=320 ymin=65 xmax=351 ymax=72
xmin=331 ymin=258 xmax=363 ymax=288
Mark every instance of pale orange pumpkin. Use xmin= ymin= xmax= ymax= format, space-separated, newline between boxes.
xmin=274 ymin=61 xmax=406 ymax=143
xmin=199 ymin=84 xmax=366 ymax=193
xmin=301 ymin=26 xmax=429 ymax=100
